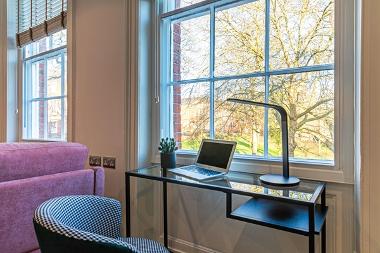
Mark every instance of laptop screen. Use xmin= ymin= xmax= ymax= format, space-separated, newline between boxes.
xmin=196 ymin=141 xmax=235 ymax=169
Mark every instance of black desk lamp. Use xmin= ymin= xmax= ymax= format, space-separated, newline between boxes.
xmin=227 ymin=98 xmax=300 ymax=187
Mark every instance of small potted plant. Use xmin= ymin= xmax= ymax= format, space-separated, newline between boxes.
xmin=159 ymin=137 xmax=178 ymax=169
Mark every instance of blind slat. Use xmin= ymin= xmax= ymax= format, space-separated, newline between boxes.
xmin=17 ymin=0 xmax=67 ymax=47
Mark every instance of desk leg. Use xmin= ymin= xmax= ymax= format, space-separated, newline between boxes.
xmin=126 ymin=174 xmax=131 ymax=237
xmin=226 ymin=192 xmax=232 ymax=218
xmin=321 ymin=222 xmax=326 ymax=253
xmin=163 ymin=181 xmax=168 ymax=248
xmin=309 ymin=205 xmax=315 ymax=253
xmin=321 ymin=188 xmax=326 ymax=253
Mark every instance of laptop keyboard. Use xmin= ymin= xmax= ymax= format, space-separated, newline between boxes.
xmin=187 ymin=166 xmax=222 ymax=176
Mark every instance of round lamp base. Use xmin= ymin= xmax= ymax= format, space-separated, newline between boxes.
xmin=259 ymin=174 xmax=300 ymax=187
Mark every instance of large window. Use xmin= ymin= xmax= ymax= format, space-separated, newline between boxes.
xmin=22 ymin=30 xmax=67 ymax=141
xmin=161 ymin=0 xmax=335 ymax=164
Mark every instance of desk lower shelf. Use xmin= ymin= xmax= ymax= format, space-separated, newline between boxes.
xmin=228 ymin=198 xmax=328 ymax=236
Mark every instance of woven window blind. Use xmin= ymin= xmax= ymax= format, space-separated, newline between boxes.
xmin=16 ymin=0 xmax=67 ymax=47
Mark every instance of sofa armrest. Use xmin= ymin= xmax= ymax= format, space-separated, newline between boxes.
xmin=90 ymin=167 xmax=105 ymax=196
xmin=0 ymin=170 xmax=99 ymax=253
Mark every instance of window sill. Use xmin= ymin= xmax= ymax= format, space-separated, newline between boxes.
xmin=152 ymin=151 xmax=353 ymax=185
xmin=21 ymin=139 xmax=67 ymax=143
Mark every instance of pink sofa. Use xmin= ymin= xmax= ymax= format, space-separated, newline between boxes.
xmin=0 ymin=142 xmax=104 ymax=253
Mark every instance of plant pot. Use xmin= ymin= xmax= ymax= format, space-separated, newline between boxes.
xmin=160 ymin=152 xmax=176 ymax=169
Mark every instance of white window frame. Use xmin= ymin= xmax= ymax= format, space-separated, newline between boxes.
xmin=153 ymin=0 xmax=355 ymax=184
xmin=22 ymin=43 xmax=67 ymax=141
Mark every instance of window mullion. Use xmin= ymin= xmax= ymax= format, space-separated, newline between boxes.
xmin=210 ymin=6 xmax=216 ymax=139
xmin=61 ymin=52 xmax=65 ymax=140
xmin=264 ymin=0 xmax=271 ymax=158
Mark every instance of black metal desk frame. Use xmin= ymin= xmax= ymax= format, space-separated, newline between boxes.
xmin=126 ymin=166 xmax=327 ymax=253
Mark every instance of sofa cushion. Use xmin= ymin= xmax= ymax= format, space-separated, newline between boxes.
xmin=0 ymin=142 xmax=88 ymax=183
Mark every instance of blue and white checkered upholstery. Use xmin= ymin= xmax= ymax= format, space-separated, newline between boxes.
xmin=34 ymin=195 xmax=169 ymax=253
xmin=120 ymin=237 xmax=171 ymax=253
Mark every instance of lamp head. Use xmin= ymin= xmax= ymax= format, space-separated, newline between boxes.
xmin=226 ymin=98 xmax=288 ymax=120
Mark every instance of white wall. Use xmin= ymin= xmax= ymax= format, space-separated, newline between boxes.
xmin=0 ymin=0 xmax=17 ymax=142
xmin=6 ymin=0 xmax=17 ymax=142
xmin=69 ymin=0 xmax=127 ymax=208
xmin=0 ymin=0 xmax=6 ymax=142
xmin=360 ymin=0 xmax=380 ymax=252
xmin=68 ymin=0 xmax=159 ymax=238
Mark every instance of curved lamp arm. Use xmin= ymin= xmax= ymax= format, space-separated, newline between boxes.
xmin=226 ymin=98 xmax=289 ymax=178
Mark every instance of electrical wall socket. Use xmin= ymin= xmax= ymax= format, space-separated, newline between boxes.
xmin=89 ymin=156 xmax=102 ymax=167
xmin=103 ymin=157 xmax=116 ymax=169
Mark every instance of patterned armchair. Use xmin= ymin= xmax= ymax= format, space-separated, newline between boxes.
xmin=33 ymin=195 xmax=169 ymax=253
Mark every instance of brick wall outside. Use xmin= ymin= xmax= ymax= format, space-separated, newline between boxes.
xmin=173 ymin=0 xmax=182 ymax=148
xmin=38 ymin=40 xmax=47 ymax=139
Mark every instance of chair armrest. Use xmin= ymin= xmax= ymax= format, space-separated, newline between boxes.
xmin=35 ymin=195 xmax=123 ymax=239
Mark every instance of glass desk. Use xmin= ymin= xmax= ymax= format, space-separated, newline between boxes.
xmin=125 ymin=165 xmax=328 ymax=253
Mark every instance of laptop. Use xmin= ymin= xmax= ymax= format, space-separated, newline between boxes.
xmin=169 ymin=139 xmax=237 ymax=181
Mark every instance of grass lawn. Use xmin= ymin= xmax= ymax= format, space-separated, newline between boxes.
xmin=181 ymin=137 xmax=281 ymax=157
xmin=181 ymin=136 xmax=333 ymax=160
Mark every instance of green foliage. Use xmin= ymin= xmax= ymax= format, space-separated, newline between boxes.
xmin=159 ymin=137 xmax=178 ymax=154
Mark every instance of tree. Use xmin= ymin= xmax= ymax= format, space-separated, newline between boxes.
xmin=175 ymin=0 xmax=335 ymax=160
xmin=213 ymin=0 xmax=334 ymax=159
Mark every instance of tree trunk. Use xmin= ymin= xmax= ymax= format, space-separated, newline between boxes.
xmin=251 ymin=126 xmax=258 ymax=155
xmin=288 ymin=105 xmax=298 ymax=157
xmin=288 ymin=124 xmax=297 ymax=157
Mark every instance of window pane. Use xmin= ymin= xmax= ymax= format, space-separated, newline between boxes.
xmin=167 ymin=0 xmax=206 ymax=11
xmin=163 ymin=1 xmax=335 ymax=163
xmin=28 ymin=99 xmax=66 ymax=140
xmin=269 ymin=70 xmax=334 ymax=160
xmin=178 ymin=0 xmax=205 ymax=8
xmin=171 ymin=14 xmax=210 ymax=81
xmin=173 ymin=83 xmax=210 ymax=151
xmin=270 ymin=0 xmax=334 ymax=69
xmin=64 ymin=98 xmax=67 ymax=139
xmin=64 ymin=53 xmax=67 ymax=95
xmin=30 ymin=101 xmax=45 ymax=139
xmin=25 ymin=30 xmax=67 ymax=58
xmin=215 ymin=1 xmax=265 ymax=76
xmin=23 ymin=30 xmax=67 ymax=141
xmin=47 ymin=99 xmax=63 ymax=140
xmin=51 ymin=30 xmax=67 ymax=49
xmin=215 ymin=78 xmax=266 ymax=156
xmin=31 ymin=60 xmax=45 ymax=98
xmin=47 ymin=56 xmax=62 ymax=97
